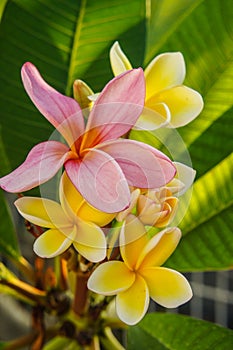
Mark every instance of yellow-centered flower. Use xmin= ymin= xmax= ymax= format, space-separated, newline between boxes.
xmin=110 ymin=41 xmax=204 ymax=130
xmin=88 ymin=216 xmax=192 ymax=325
xmin=14 ymin=173 xmax=109 ymax=262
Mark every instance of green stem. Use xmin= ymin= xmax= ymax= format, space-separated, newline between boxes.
xmin=1 ymin=278 xmax=46 ymax=303
xmin=13 ymin=256 xmax=35 ymax=283
xmin=4 ymin=332 xmax=37 ymax=350
xmin=100 ymin=327 xmax=125 ymax=350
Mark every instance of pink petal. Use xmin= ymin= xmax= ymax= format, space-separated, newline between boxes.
xmin=21 ymin=62 xmax=85 ymax=146
xmin=98 ymin=139 xmax=176 ymax=188
xmin=65 ymin=148 xmax=130 ymax=213
xmin=81 ymin=69 xmax=145 ymax=149
xmin=0 ymin=141 xmax=71 ymax=192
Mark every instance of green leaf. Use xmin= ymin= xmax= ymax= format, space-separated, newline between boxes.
xmin=0 ymin=262 xmax=33 ymax=304
xmin=0 ymin=131 xmax=20 ymax=260
xmin=187 ymin=107 xmax=233 ymax=179
xmin=127 ymin=313 xmax=233 ymax=350
xmin=145 ymin=0 xmax=202 ymax=64
xmin=43 ymin=337 xmax=80 ymax=350
xmin=0 ymin=0 xmax=146 ymax=172
xmin=0 ymin=0 xmax=8 ymax=21
xmin=0 ymin=189 xmax=20 ymax=260
xmin=166 ymin=154 xmax=233 ymax=271
xmin=156 ymin=0 xmax=233 ymax=149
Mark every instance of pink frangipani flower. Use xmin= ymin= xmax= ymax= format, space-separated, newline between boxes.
xmin=0 ymin=63 xmax=176 ymax=212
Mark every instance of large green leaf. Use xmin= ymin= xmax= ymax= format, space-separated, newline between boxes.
xmin=0 ymin=131 xmax=20 ymax=260
xmin=144 ymin=0 xmax=202 ymax=64
xmin=156 ymin=0 xmax=233 ymax=150
xmin=127 ymin=313 xmax=233 ymax=350
xmin=187 ymin=107 xmax=233 ymax=179
xmin=0 ymin=0 xmax=146 ymax=172
xmin=0 ymin=190 xmax=20 ymax=260
xmin=0 ymin=0 xmax=8 ymax=21
xmin=166 ymin=154 xmax=233 ymax=271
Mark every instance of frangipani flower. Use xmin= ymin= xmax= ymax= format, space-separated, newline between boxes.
xmin=88 ymin=216 xmax=192 ymax=325
xmin=0 ymin=63 xmax=176 ymax=213
xmin=116 ymin=162 xmax=196 ymax=226
xmin=137 ymin=188 xmax=178 ymax=227
xmin=14 ymin=173 xmax=107 ymax=262
xmin=110 ymin=41 xmax=204 ymax=130
xmin=62 ymin=172 xmax=116 ymax=226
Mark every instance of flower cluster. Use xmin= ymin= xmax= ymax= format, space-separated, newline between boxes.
xmin=0 ymin=42 xmax=203 ymax=327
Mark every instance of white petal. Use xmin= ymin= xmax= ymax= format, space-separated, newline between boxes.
xmin=87 ymin=261 xmax=135 ymax=295
xmin=73 ymin=219 xmax=107 ymax=262
xmin=33 ymin=228 xmax=74 ymax=258
xmin=133 ymin=103 xmax=171 ymax=130
xmin=140 ymin=267 xmax=193 ymax=308
xmin=15 ymin=197 xmax=69 ymax=228
xmin=145 ymin=52 xmax=185 ymax=100
xmin=110 ymin=41 xmax=132 ymax=76
xmin=173 ymin=162 xmax=196 ymax=196
xmin=116 ymin=274 xmax=149 ymax=325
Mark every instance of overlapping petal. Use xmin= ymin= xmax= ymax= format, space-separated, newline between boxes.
xmin=65 ymin=148 xmax=130 ymax=213
xmin=116 ymin=274 xmax=149 ymax=325
xmin=110 ymin=42 xmax=203 ymax=129
xmin=119 ymin=215 xmax=147 ymax=270
xmin=0 ymin=141 xmax=71 ymax=193
xmin=88 ymin=223 xmax=192 ymax=325
xmin=148 ymin=85 xmax=204 ymax=128
xmin=134 ymin=103 xmax=171 ymax=130
xmin=172 ymin=162 xmax=196 ymax=196
xmin=98 ymin=139 xmax=176 ymax=189
xmin=136 ymin=227 xmax=181 ymax=269
xmin=81 ymin=68 xmax=145 ymax=149
xmin=72 ymin=218 xmax=106 ymax=262
xmin=21 ymin=62 xmax=85 ymax=146
xmin=87 ymin=261 xmax=135 ymax=295
xmin=33 ymin=228 xmax=75 ymax=258
xmin=140 ymin=267 xmax=192 ymax=308
xmin=14 ymin=197 xmax=69 ymax=229
xmin=144 ymin=52 xmax=186 ymax=100
xmin=60 ymin=172 xmax=115 ymax=226
xmin=137 ymin=195 xmax=165 ymax=226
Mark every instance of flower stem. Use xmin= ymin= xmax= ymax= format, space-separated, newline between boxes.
xmin=73 ymin=270 xmax=90 ymax=316
xmin=4 ymin=332 xmax=37 ymax=350
xmin=1 ymin=278 xmax=46 ymax=303
xmin=12 ymin=256 xmax=35 ymax=283
xmin=100 ymin=327 xmax=125 ymax=350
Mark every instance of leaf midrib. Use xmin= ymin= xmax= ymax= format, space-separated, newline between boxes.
xmin=65 ymin=0 xmax=87 ymax=96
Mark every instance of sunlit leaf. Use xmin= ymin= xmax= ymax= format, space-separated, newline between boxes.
xmin=187 ymin=107 xmax=233 ymax=179
xmin=0 ymin=0 xmax=8 ymax=21
xmin=167 ymin=154 xmax=233 ymax=271
xmin=128 ymin=313 xmax=233 ymax=350
xmin=0 ymin=0 xmax=145 ymax=172
xmin=156 ymin=0 xmax=233 ymax=148
xmin=145 ymin=0 xmax=202 ymax=64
